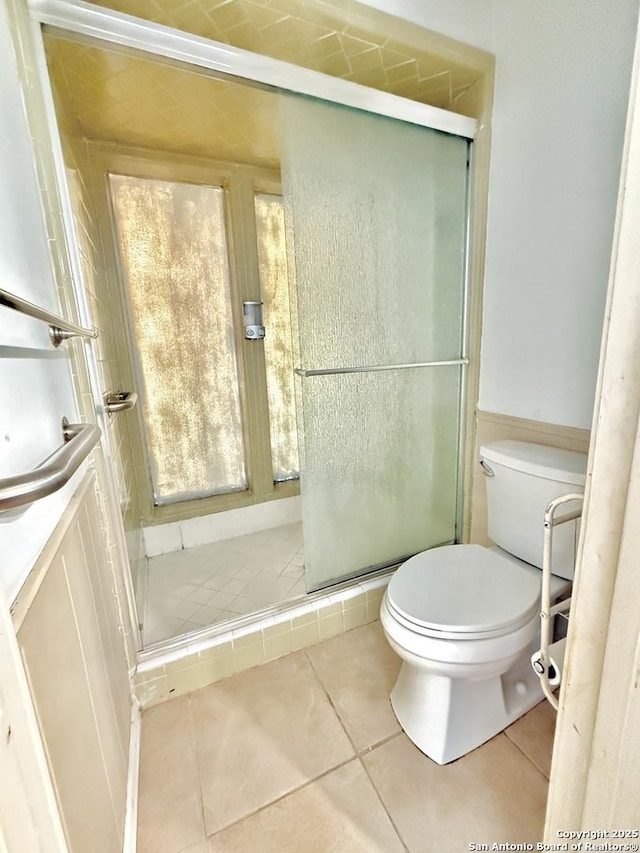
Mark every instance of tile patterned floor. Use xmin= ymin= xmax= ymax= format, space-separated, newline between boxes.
xmin=137 ymin=621 xmax=555 ymax=853
xmin=142 ymin=523 xmax=305 ymax=646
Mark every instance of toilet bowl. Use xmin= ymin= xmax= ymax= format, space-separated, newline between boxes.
xmin=379 ymin=441 xmax=586 ymax=765
xmin=381 ymin=544 xmax=556 ymax=764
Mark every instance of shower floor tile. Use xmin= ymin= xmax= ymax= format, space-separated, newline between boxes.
xmin=141 ymin=522 xmax=304 ymax=646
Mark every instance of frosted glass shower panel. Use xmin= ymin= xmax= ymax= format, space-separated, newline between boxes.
xmin=299 ymin=368 xmax=461 ymax=586
xmin=281 ymin=96 xmax=468 ymax=590
xmin=281 ymin=97 xmax=468 ymax=370
xmin=109 ymin=175 xmax=246 ymax=503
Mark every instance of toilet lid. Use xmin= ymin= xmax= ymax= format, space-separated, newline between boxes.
xmin=386 ymin=545 xmax=541 ymax=636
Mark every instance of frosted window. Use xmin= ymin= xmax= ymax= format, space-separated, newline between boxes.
xmin=280 ymin=96 xmax=468 ymax=590
xmin=109 ymin=175 xmax=246 ymax=503
xmin=254 ymin=194 xmax=299 ymax=482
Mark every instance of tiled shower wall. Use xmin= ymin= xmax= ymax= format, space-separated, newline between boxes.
xmin=143 ymin=495 xmax=302 ymax=556
xmin=62 ymin=132 xmax=146 ymax=593
xmin=89 ymin=0 xmax=488 ymax=117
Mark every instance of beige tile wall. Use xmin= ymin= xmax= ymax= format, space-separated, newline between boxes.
xmin=469 ymin=410 xmax=591 ymax=545
xmin=134 ymin=581 xmax=387 ymax=708
xmin=62 ymin=133 xmax=146 ymax=597
xmin=12 ymin=471 xmax=133 ymax=853
xmin=39 ymin=0 xmax=495 ymax=178
xmin=87 ymin=0 xmax=492 ymax=117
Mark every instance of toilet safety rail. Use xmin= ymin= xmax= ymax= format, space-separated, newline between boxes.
xmin=0 ymin=286 xmax=98 ymax=347
xmin=0 ymin=419 xmax=101 ymax=511
xmin=537 ymin=492 xmax=584 ymax=710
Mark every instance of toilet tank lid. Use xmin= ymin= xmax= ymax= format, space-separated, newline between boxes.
xmin=480 ymin=441 xmax=587 ymax=486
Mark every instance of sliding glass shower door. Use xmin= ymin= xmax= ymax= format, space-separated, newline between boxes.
xmin=280 ymin=96 xmax=469 ymax=591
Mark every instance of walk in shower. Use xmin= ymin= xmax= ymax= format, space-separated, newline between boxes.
xmin=41 ymin=13 xmax=473 ymax=649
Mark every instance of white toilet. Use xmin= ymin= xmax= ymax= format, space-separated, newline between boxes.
xmin=380 ymin=440 xmax=587 ymax=765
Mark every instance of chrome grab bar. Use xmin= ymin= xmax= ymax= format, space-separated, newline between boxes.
xmin=294 ymin=358 xmax=469 ymax=378
xmin=0 ymin=418 xmax=101 ymax=510
xmin=104 ymin=390 xmax=138 ymax=414
xmin=0 ymin=286 xmax=98 ymax=347
xmin=537 ymin=492 xmax=584 ymax=710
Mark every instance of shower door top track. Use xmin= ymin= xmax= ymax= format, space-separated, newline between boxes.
xmin=29 ymin=0 xmax=477 ymax=141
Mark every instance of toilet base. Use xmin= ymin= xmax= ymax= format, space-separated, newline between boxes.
xmin=390 ymin=642 xmax=544 ymax=764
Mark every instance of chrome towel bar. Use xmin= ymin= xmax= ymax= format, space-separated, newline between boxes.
xmin=0 ymin=286 xmax=98 ymax=347
xmin=294 ymin=358 xmax=468 ymax=377
xmin=0 ymin=418 xmax=101 ymax=510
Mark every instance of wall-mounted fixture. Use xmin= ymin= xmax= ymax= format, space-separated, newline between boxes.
xmin=104 ymin=390 xmax=138 ymax=416
xmin=243 ymin=301 xmax=265 ymax=340
xmin=0 ymin=418 xmax=101 ymax=511
xmin=0 ymin=285 xmax=98 ymax=347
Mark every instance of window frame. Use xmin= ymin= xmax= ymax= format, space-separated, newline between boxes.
xmin=88 ymin=141 xmax=299 ymax=524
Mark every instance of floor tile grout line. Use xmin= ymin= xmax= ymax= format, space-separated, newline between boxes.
xmin=183 ymin=646 xmax=360 ymax=843
xmin=356 ymin=729 xmax=404 ymax=758
xmin=202 ymin=754 xmax=359 ymax=842
xmin=186 ymin=692 xmax=210 ymax=849
xmin=302 ymin=647 xmax=361 ymax=757
xmin=357 ymin=752 xmax=411 ymax=853
xmin=301 ymin=645 xmax=410 ymax=851
xmin=301 ymin=639 xmax=404 ymax=758
xmin=501 ymin=730 xmax=551 ymax=782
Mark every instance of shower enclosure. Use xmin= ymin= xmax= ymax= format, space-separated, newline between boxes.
xmin=37 ymin=7 xmax=474 ymax=647
xmin=281 ymin=95 xmax=469 ymax=591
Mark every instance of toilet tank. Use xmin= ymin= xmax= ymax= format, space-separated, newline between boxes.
xmin=480 ymin=441 xmax=587 ymax=580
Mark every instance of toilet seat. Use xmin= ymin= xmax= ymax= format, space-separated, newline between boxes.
xmin=386 ymin=544 xmax=541 ymax=641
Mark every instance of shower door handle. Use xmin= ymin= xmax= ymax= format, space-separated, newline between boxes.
xmin=104 ymin=390 xmax=138 ymax=415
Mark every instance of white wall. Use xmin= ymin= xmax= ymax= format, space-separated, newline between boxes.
xmin=362 ymin=0 xmax=493 ymax=49
xmin=482 ymin=0 xmax=639 ymax=428
xmin=363 ymin=0 xmax=639 ymax=429
xmin=0 ymin=1 xmax=80 ymax=601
